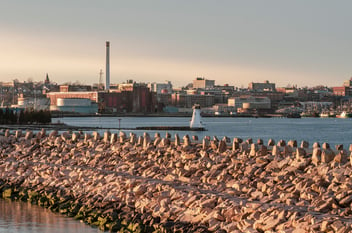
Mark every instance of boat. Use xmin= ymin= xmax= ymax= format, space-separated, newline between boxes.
xmin=336 ymin=111 xmax=352 ymax=118
xmin=300 ymin=111 xmax=319 ymax=118
xmin=320 ymin=111 xmax=336 ymax=118
xmin=319 ymin=112 xmax=329 ymax=118
xmin=285 ymin=112 xmax=301 ymax=118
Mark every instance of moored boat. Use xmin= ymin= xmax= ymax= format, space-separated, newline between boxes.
xmin=336 ymin=111 xmax=352 ymax=118
xmin=286 ymin=112 xmax=301 ymax=118
xmin=319 ymin=112 xmax=329 ymax=118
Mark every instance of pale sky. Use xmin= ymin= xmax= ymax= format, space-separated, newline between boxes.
xmin=0 ymin=0 xmax=351 ymax=88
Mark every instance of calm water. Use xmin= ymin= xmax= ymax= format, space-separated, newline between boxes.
xmin=2 ymin=116 xmax=352 ymax=232
xmin=53 ymin=116 xmax=352 ymax=148
xmin=0 ymin=199 xmax=100 ymax=233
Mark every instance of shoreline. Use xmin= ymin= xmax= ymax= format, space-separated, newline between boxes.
xmin=1 ymin=129 xmax=352 ymax=232
xmin=51 ymin=112 xmax=284 ymax=118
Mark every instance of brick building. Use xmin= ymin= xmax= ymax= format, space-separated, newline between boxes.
xmin=171 ymin=93 xmax=214 ymax=108
xmin=99 ymin=83 xmax=156 ymax=113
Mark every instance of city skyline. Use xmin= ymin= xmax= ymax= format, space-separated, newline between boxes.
xmin=0 ymin=1 xmax=351 ymax=88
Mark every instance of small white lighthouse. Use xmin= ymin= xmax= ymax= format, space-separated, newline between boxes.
xmin=190 ymin=104 xmax=204 ymax=129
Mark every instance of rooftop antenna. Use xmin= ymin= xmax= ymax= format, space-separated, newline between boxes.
xmin=99 ymin=69 xmax=104 ymax=90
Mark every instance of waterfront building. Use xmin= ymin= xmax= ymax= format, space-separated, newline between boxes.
xmin=333 ymin=77 xmax=352 ymax=96
xmin=98 ymin=82 xmax=157 ymax=113
xmin=343 ymin=77 xmax=352 ymax=87
xmin=148 ymin=81 xmax=173 ymax=108
xmin=59 ymin=84 xmax=92 ymax=92
xmin=212 ymin=103 xmax=236 ymax=115
xmin=148 ymin=81 xmax=173 ymax=94
xmin=192 ymin=77 xmax=215 ymax=89
xmin=171 ymin=92 xmax=214 ymax=108
xmin=13 ymin=95 xmax=50 ymax=111
xmin=52 ymin=98 xmax=98 ymax=114
xmin=228 ymin=96 xmax=271 ymax=113
xmin=333 ymin=86 xmax=351 ymax=96
xmin=47 ymin=91 xmax=98 ymax=113
xmin=248 ymin=80 xmax=276 ymax=92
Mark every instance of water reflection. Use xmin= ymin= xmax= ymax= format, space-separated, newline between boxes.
xmin=0 ymin=199 xmax=100 ymax=233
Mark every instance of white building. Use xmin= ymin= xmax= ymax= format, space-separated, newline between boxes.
xmin=193 ymin=77 xmax=215 ymax=89
xmin=148 ymin=81 xmax=173 ymax=94
xmin=228 ymin=96 xmax=271 ymax=112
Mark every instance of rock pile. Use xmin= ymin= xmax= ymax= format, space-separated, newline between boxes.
xmin=1 ymin=129 xmax=352 ymax=232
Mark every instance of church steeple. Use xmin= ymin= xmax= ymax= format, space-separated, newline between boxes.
xmin=45 ymin=73 xmax=50 ymax=84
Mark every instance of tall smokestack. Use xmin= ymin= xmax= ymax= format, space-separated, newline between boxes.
xmin=105 ymin=41 xmax=110 ymax=91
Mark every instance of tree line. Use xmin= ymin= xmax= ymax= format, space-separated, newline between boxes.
xmin=0 ymin=108 xmax=51 ymax=124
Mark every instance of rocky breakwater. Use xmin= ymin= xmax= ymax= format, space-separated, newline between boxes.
xmin=1 ymin=129 xmax=352 ymax=232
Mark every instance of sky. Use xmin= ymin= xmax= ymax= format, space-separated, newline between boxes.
xmin=0 ymin=0 xmax=351 ymax=88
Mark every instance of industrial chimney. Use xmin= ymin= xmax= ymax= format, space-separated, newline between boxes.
xmin=105 ymin=41 xmax=110 ymax=91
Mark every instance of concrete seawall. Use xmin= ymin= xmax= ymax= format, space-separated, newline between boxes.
xmin=1 ymin=129 xmax=352 ymax=232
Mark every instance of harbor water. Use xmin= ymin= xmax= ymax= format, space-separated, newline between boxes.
xmin=0 ymin=199 xmax=100 ymax=233
xmin=52 ymin=116 xmax=352 ymax=148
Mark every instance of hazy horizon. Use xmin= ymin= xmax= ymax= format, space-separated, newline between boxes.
xmin=1 ymin=1 xmax=351 ymax=88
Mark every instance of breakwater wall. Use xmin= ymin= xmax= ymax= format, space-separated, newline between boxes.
xmin=1 ymin=129 xmax=352 ymax=232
